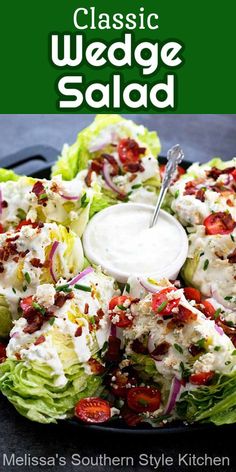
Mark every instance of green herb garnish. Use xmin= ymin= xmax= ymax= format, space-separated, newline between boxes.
xmin=203 ymin=259 xmax=209 ymax=271
xmin=174 ymin=190 xmax=179 ymax=199
xmin=32 ymin=302 xmax=46 ymax=315
xmin=55 ymin=284 xmax=72 ymax=293
xmin=230 ymin=234 xmax=235 ymax=242
xmin=117 ymin=304 xmax=126 ymax=311
xmin=180 ymin=361 xmax=191 ymax=379
xmin=74 ymin=284 xmax=92 ymax=292
xmin=174 ymin=343 xmax=183 ymax=354
xmin=39 ymin=193 xmax=47 ymax=200
xmin=214 ymin=308 xmax=221 ymax=319
xmin=157 ymin=300 xmax=168 ymax=313
xmin=125 ymin=283 xmax=130 ymax=293
xmin=12 ymin=287 xmax=16 ymax=294
xmin=196 ymin=338 xmax=206 ymax=349
xmin=131 ymin=184 xmax=142 ymax=190
xmin=232 ymin=350 xmax=236 ymax=356
xmin=23 ymin=285 xmax=27 ymax=292
xmin=49 ymin=317 xmax=55 ymax=326
xmin=81 ymin=193 xmax=89 ymax=208
xmin=24 ymin=272 xmax=31 ymax=284
xmin=214 ymin=346 xmax=221 ymax=352
xmin=224 ymin=296 xmax=233 ymax=301
xmin=16 ymin=208 xmax=26 ymax=220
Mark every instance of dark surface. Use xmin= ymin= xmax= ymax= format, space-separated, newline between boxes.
xmin=0 ymin=115 xmax=235 ymax=472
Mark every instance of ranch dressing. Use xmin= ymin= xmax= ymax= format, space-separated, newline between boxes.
xmin=83 ymin=204 xmax=188 ymax=283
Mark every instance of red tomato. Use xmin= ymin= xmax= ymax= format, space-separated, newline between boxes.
xmin=118 ymin=138 xmax=145 ymax=164
xmin=75 ymin=397 xmax=111 ymax=424
xmin=231 ymin=169 xmax=236 ymax=181
xmin=20 ymin=296 xmax=34 ymax=315
xmin=184 ymin=287 xmax=202 ymax=303
xmin=0 ymin=342 xmax=7 ymax=363
xmin=16 ymin=220 xmax=39 ymax=231
xmin=152 ymin=288 xmax=180 ymax=315
xmin=0 ymin=224 xmax=4 ymax=233
xmin=177 ymin=305 xmax=197 ymax=322
xmin=127 ymin=387 xmax=161 ymax=413
xmin=190 ymin=371 xmax=214 ymax=385
xmin=200 ymin=300 xmax=216 ymax=319
xmin=203 ymin=212 xmax=236 ymax=235
xmin=109 ymin=295 xmax=133 ymax=328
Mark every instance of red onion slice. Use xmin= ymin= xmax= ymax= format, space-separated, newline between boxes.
xmin=0 ymin=187 xmax=2 ymax=216
xmin=69 ymin=267 xmax=94 ymax=286
xmin=49 ymin=241 xmax=60 ymax=283
xmin=59 ymin=193 xmax=80 ymax=201
xmin=214 ymin=324 xmax=224 ymax=336
xmin=138 ymin=279 xmax=159 ymax=294
xmin=164 ymin=376 xmax=182 ymax=415
xmin=103 ymin=161 xmax=125 ymax=197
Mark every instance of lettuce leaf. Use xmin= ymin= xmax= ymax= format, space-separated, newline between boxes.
xmin=52 ymin=114 xmax=161 ymax=180
xmin=0 ymin=168 xmax=20 ymax=182
xmin=181 ymin=252 xmax=200 ymax=287
xmin=0 ymin=295 xmax=12 ymax=338
xmin=0 ymin=359 xmax=103 ymax=423
xmin=176 ymin=372 xmax=236 ymax=425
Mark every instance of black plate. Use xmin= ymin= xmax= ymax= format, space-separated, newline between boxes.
xmin=0 ymin=146 xmax=234 ymax=434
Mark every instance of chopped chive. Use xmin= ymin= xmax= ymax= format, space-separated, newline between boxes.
xmin=81 ymin=193 xmax=89 ymax=208
xmin=12 ymin=287 xmax=16 ymax=294
xmin=180 ymin=361 xmax=191 ymax=379
xmin=214 ymin=308 xmax=221 ymax=319
xmin=174 ymin=343 xmax=183 ymax=354
xmin=55 ymin=284 xmax=72 ymax=293
xmin=157 ymin=300 xmax=168 ymax=313
xmin=49 ymin=317 xmax=55 ymax=326
xmin=16 ymin=208 xmax=26 ymax=220
xmin=214 ymin=346 xmax=221 ymax=352
xmin=225 ymin=360 xmax=231 ymax=365
xmin=200 ymin=252 xmax=204 ymax=257
xmin=196 ymin=338 xmax=206 ymax=349
xmin=226 ymin=320 xmax=234 ymax=327
xmin=39 ymin=193 xmax=47 ymax=200
xmin=74 ymin=284 xmax=92 ymax=292
xmin=23 ymin=285 xmax=27 ymax=292
xmin=117 ymin=304 xmax=126 ymax=311
xmin=224 ymin=296 xmax=233 ymax=301
xmin=131 ymin=183 xmax=142 ymax=190
xmin=203 ymin=259 xmax=209 ymax=271
xmin=174 ymin=190 xmax=179 ymax=199
xmin=32 ymin=302 xmax=46 ymax=315
xmin=232 ymin=350 xmax=236 ymax=356
xmin=230 ymin=234 xmax=235 ymax=242
xmin=125 ymin=283 xmax=130 ymax=293
xmin=24 ymin=272 xmax=31 ymax=284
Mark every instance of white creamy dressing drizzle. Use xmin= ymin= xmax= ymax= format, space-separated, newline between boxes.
xmin=84 ymin=205 xmax=186 ymax=281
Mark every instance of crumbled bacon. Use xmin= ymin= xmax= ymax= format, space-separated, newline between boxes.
xmin=102 ymin=154 xmax=119 ymax=176
xmin=84 ymin=303 xmax=89 ymax=314
xmin=95 ymin=308 xmax=105 ymax=328
xmin=75 ymin=326 xmax=83 ymax=337
xmin=1 ymin=200 xmax=8 ymax=208
xmin=206 ymin=166 xmax=235 ymax=180
xmin=34 ymin=335 xmax=46 ymax=346
xmin=195 ymin=188 xmax=206 ymax=202
xmin=131 ymin=339 xmax=148 ymax=355
xmin=32 ymin=181 xmax=48 ymax=203
xmin=30 ymin=258 xmax=43 ymax=268
xmin=227 ymin=249 xmax=236 ymax=263
xmin=123 ymin=162 xmax=145 ymax=173
xmin=151 ymin=341 xmax=170 ymax=358
xmin=88 ymin=358 xmax=105 ymax=374
xmin=54 ymin=291 xmax=74 ymax=308
xmin=0 ymin=263 xmax=4 ymax=273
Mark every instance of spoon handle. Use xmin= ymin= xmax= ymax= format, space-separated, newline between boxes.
xmin=150 ymin=144 xmax=184 ymax=228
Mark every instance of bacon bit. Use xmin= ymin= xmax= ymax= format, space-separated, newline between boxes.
xmin=34 ymin=335 xmax=46 ymax=346
xmin=102 ymin=154 xmax=119 ymax=176
xmin=0 ymin=262 xmax=4 ymax=273
xmin=215 ymin=251 xmax=224 ymax=260
xmin=188 ymin=343 xmax=204 ymax=357
xmin=75 ymin=326 xmax=83 ymax=337
xmin=6 ymin=234 xmax=20 ymax=243
xmin=227 ymin=249 xmax=236 ymax=263
xmin=129 ymin=174 xmax=137 ymax=182
xmin=1 ymin=200 xmax=8 ymax=208
xmin=206 ymin=166 xmax=235 ymax=180
xmin=0 ymin=224 xmax=4 ymax=233
xmin=167 ymin=318 xmax=185 ymax=330
xmin=50 ymin=182 xmax=59 ymax=193
xmin=23 ymin=314 xmax=44 ymax=334
xmin=85 ymin=168 xmax=93 ymax=187
xmin=30 ymin=258 xmax=43 ymax=268
xmin=227 ymin=198 xmax=234 ymax=207
xmin=54 ymin=291 xmax=74 ymax=308
xmin=13 ymin=256 xmax=19 ymax=263
xmin=0 ymin=342 xmax=7 ymax=363
xmin=131 ymin=339 xmax=148 ymax=355
xmin=15 ymin=353 xmax=21 ymax=361
xmin=84 ymin=303 xmax=89 ymax=314
xmin=177 ymin=305 xmax=197 ymax=322
xmin=123 ymin=162 xmax=145 ymax=173
xmin=105 ymin=336 xmax=121 ymax=363
xmin=95 ymin=308 xmax=105 ymax=328
xmin=195 ymin=188 xmax=206 ymax=202
xmin=91 ymin=158 xmax=104 ymax=174
xmin=88 ymin=358 xmax=106 ymax=375
xmin=32 ymin=181 xmax=48 ymax=203
xmin=151 ymin=341 xmax=171 ymax=358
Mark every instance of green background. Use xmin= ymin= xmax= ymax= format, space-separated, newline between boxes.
xmin=0 ymin=0 xmax=235 ymax=113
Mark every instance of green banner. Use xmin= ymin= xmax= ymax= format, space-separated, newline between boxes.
xmin=0 ymin=0 xmax=235 ymax=113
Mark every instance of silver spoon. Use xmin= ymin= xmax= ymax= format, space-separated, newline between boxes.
xmin=150 ymin=144 xmax=184 ymax=228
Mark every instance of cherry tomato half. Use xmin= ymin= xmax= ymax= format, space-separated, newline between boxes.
xmin=152 ymin=288 xmax=180 ymax=315
xmin=203 ymin=212 xmax=236 ymax=235
xmin=75 ymin=397 xmax=111 ymax=424
xmin=127 ymin=387 xmax=161 ymax=413
xmin=109 ymin=295 xmax=133 ymax=328
xmin=20 ymin=296 xmax=34 ymax=315
xmin=200 ymin=300 xmax=216 ymax=319
xmin=189 ymin=371 xmax=214 ymax=385
xmin=118 ymin=138 xmax=145 ymax=164
xmin=184 ymin=287 xmax=202 ymax=303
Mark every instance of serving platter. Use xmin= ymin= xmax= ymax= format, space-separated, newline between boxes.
xmin=0 ymin=146 xmax=234 ymax=434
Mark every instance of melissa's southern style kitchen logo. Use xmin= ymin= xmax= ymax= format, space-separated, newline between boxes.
xmin=50 ymin=6 xmax=184 ymax=110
